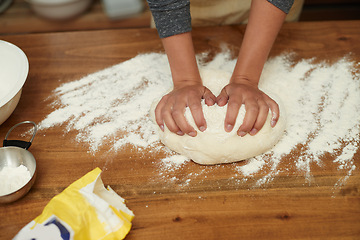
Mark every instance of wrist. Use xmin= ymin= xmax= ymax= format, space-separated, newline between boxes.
xmin=230 ymin=75 xmax=259 ymax=88
xmin=173 ymin=78 xmax=203 ymax=89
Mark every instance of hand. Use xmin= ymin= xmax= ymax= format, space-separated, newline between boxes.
xmin=216 ymin=77 xmax=279 ymax=137
xmin=155 ymin=81 xmax=216 ymax=137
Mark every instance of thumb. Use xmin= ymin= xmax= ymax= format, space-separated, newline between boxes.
xmin=216 ymin=87 xmax=229 ymax=106
xmin=203 ymin=87 xmax=216 ymax=106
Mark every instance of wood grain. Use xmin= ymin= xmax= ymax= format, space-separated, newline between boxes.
xmin=0 ymin=21 xmax=359 ymax=239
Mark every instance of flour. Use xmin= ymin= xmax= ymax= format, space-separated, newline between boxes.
xmin=39 ymin=53 xmax=171 ymax=152
xmin=38 ymin=51 xmax=360 ymax=189
xmin=235 ymin=158 xmax=266 ymax=176
xmin=0 ymin=165 xmax=31 ymax=196
xmin=160 ymin=155 xmax=190 ymax=172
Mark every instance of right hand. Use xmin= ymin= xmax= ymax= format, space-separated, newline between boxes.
xmin=155 ymin=81 xmax=216 ymax=137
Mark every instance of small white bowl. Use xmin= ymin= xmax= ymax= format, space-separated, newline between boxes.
xmin=0 ymin=40 xmax=29 ymax=126
xmin=26 ymin=0 xmax=93 ymax=20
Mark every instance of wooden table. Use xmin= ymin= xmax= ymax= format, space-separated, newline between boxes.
xmin=0 ymin=21 xmax=359 ymax=239
xmin=0 ymin=0 xmax=151 ymax=35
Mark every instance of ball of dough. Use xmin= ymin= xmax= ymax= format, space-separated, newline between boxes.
xmin=151 ymin=69 xmax=286 ymax=165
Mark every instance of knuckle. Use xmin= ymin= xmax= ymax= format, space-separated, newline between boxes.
xmin=260 ymin=104 xmax=270 ymax=113
xmin=161 ymin=108 xmax=172 ymax=119
xmin=171 ymin=109 xmax=184 ymax=118
xmin=165 ymin=122 xmax=178 ymax=133
xmin=189 ymin=104 xmax=202 ymax=112
xmin=247 ymin=107 xmax=259 ymax=115
xmin=228 ymin=100 xmax=242 ymax=109
xmin=168 ymin=126 xmax=177 ymax=133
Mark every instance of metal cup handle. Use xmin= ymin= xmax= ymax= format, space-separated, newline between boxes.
xmin=3 ymin=121 xmax=37 ymax=150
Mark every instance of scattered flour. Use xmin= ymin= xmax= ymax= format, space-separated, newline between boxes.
xmin=160 ymin=155 xmax=190 ymax=171
xmin=39 ymin=53 xmax=171 ymax=152
xmin=38 ymin=51 xmax=360 ymax=189
xmin=0 ymin=165 xmax=31 ymax=196
xmin=235 ymin=158 xmax=267 ymax=176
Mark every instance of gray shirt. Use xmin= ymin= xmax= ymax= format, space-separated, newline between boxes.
xmin=147 ymin=0 xmax=294 ymax=38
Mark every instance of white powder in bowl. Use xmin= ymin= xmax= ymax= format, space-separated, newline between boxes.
xmin=0 ymin=165 xmax=31 ymax=196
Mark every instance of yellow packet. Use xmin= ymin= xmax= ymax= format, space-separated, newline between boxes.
xmin=14 ymin=168 xmax=134 ymax=240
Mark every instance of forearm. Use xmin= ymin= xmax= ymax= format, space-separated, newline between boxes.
xmin=156 ymin=32 xmax=216 ymax=136
xmin=162 ymin=32 xmax=202 ymax=88
xmin=232 ymin=0 xmax=286 ymax=84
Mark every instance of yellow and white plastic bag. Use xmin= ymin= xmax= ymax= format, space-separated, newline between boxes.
xmin=14 ymin=168 xmax=134 ymax=240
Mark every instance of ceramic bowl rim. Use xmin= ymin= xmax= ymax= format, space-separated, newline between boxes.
xmin=0 ymin=40 xmax=29 ymax=108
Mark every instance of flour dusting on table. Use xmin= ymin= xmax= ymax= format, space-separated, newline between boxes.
xmin=39 ymin=51 xmax=360 ymax=189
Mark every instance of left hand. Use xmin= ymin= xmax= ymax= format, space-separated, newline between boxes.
xmin=216 ymin=77 xmax=279 ymax=137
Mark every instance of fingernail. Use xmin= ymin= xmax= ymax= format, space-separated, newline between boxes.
xmin=226 ymin=124 xmax=233 ymax=132
xmin=199 ymin=126 xmax=206 ymax=132
xmin=250 ymin=128 xmax=258 ymax=135
xmin=159 ymin=124 xmax=164 ymax=131
xmin=238 ymin=131 xmax=247 ymax=137
xmin=188 ymin=131 xmax=197 ymax=137
xmin=177 ymin=131 xmax=184 ymax=136
xmin=271 ymin=120 xmax=277 ymax=127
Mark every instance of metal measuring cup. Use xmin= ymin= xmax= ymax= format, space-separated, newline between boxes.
xmin=0 ymin=121 xmax=37 ymax=204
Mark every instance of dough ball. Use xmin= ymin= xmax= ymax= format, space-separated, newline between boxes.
xmin=151 ymin=69 xmax=286 ymax=165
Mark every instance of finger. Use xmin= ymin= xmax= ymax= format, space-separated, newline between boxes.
xmin=172 ymin=102 xmax=197 ymax=137
xmin=238 ymin=100 xmax=259 ymax=137
xmin=162 ymin=101 xmax=183 ymax=135
xmin=265 ymin=96 xmax=280 ymax=127
xmin=188 ymin=96 xmax=206 ymax=133
xmin=216 ymin=88 xmax=229 ymax=107
xmin=155 ymin=96 xmax=168 ymax=131
xmin=203 ymin=87 xmax=216 ymax=106
xmin=224 ymin=96 xmax=242 ymax=132
xmin=250 ymin=100 xmax=269 ymax=135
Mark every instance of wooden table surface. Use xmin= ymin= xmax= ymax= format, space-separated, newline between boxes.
xmin=0 ymin=0 xmax=151 ymax=35
xmin=0 ymin=21 xmax=359 ymax=239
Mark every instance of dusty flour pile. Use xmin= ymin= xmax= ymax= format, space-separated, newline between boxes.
xmin=40 ymin=54 xmax=171 ymax=151
xmin=39 ymin=51 xmax=360 ymax=188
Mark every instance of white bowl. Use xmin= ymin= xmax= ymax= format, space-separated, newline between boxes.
xmin=0 ymin=40 xmax=29 ymax=126
xmin=27 ymin=0 xmax=93 ymax=20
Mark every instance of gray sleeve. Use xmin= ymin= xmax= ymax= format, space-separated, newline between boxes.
xmin=147 ymin=0 xmax=294 ymax=39
xmin=147 ymin=0 xmax=192 ymax=38
xmin=267 ymin=0 xmax=295 ymax=14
